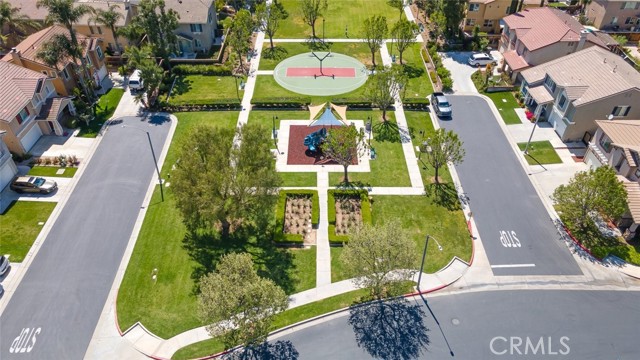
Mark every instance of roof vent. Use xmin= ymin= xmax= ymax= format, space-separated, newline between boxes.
xmin=613 ymin=65 xmax=618 ymax=73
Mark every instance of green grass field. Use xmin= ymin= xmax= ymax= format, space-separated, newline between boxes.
xmin=78 ymin=88 xmax=125 ymax=137
xmin=388 ymin=43 xmax=434 ymax=99
xmin=27 ymin=166 xmax=78 ymax=178
xmin=404 ymin=111 xmax=453 ymax=184
xmin=0 ymin=201 xmax=57 ymax=262
xmin=280 ymin=172 xmax=317 ymax=187
xmin=117 ymin=111 xmax=316 ymax=339
xmin=485 ymin=92 xmax=523 ymax=125
xmin=276 ymin=0 xmax=406 ymax=38
xmin=260 ymin=42 xmax=383 ymax=70
xmin=168 ymin=75 xmax=244 ymax=105
xmin=517 ymin=141 xmax=562 ymax=165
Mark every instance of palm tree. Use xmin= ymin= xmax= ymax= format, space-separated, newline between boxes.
xmin=0 ymin=1 xmax=40 ymax=50
xmin=36 ymin=0 xmax=95 ymax=101
xmin=92 ymin=4 xmax=123 ymax=54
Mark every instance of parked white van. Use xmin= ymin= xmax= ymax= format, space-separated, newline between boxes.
xmin=128 ymin=70 xmax=144 ymax=92
xmin=468 ymin=53 xmax=497 ymax=67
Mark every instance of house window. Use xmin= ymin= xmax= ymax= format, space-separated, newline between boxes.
xmin=483 ymin=20 xmax=493 ymax=27
xmin=194 ymin=38 xmax=202 ymax=48
xmin=62 ymin=67 xmax=70 ymax=80
xmin=505 ymin=6 xmax=510 ymax=14
xmin=635 ymin=168 xmax=640 ymax=178
xmin=612 ymin=106 xmax=631 ymax=116
xmin=544 ymin=75 xmax=556 ymax=93
xmin=621 ymin=1 xmax=636 ymax=9
xmin=208 ymin=12 xmax=213 ymax=24
xmin=599 ymin=134 xmax=612 ymax=152
xmin=190 ymin=24 xmax=203 ymax=33
xmin=86 ymin=55 xmax=92 ymax=67
xmin=466 ymin=18 xmax=475 ymax=26
xmin=611 ymin=16 xmax=618 ymax=25
xmin=15 ymin=107 xmax=30 ymax=125
xmin=567 ymin=41 xmax=574 ymax=47
xmin=469 ymin=3 xmax=480 ymax=12
xmin=625 ymin=17 xmax=634 ymax=25
xmin=558 ymin=94 xmax=567 ymax=109
xmin=96 ymin=46 xmax=104 ymax=59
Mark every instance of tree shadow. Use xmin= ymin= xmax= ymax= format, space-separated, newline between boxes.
xmin=373 ymin=121 xmax=401 ymax=143
xmin=262 ymin=46 xmax=288 ymax=61
xmin=170 ymin=76 xmax=192 ymax=97
xmin=402 ymin=64 xmax=424 ymax=79
xmin=348 ymin=297 xmax=430 ymax=360
xmin=335 ymin=180 xmax=373 ymax=190
xmin=305 ymin=38 xmax=333 ymax=51
xmin=244 ymin=229 xmax=297 ymax=295
xmin=425 ymin=183 xmax=461 ymax=211
xmin=223 ymin=340 xmax=299 ymax=360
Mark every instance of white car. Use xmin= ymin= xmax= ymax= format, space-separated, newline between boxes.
xmin=0 ymin=255 xmax=9 ymax=276
xmin=128 ymin=70 xmax=144 ymax=92
xmin=468 ymin=53 xmax=497 ymax=67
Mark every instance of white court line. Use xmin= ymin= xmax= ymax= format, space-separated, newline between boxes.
xmin=491 ymin=264 xmax=536 ymax=268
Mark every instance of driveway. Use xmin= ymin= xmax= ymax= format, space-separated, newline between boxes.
xmin=439 ymin=51 xmax=478 ymax=93
xmin=0 ymin=114 xmax=171 ymax=359
xmin=438 ymin=95 xmax=581 ymax=276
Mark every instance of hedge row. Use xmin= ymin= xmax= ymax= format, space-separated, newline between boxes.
xmin=161 ymin=101 xmax=242 ymax=112
xmin=403 ymin=97 xmax=430 ymax=110
xmin=274 ymin=190 xmax=320 ymax=245
xmin=251 ymin=97 xmax=311 ymax=109
xmin=427 ymin=44 xmax=454 ymax=91
xmin=327 ymin=189 xmax=372 ymax=245
xmin=172 ymin=64 xmax=232 ymax=76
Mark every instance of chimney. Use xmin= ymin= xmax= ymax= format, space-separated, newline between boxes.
xmin=577 ymin=30 xmax=589 ymax=51
xmin=9 ymin=48 xmax=23 ymax=67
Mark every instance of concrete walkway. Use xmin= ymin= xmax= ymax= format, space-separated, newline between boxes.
xmin=316 ymin=171 xmax=331 ymax=287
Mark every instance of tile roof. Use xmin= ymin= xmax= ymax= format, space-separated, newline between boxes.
xmin=502 ymin=50 xmax=530 ymax=71
xmin=75 ymin=1 xmax=129 ymax=27
xmin=503 ymin=7 xmax=607 ymax=51
xmin=1 ymin=25 xmax=91 ymax=70
xmin=1 ymin=0 xmax=49 ymax=21
xmin=0 ymin=61 xmax=47 ymax=123
xmin=521 ymin=47 xmax=640 ymax=106
xmin=527 ymin=85 xmax=554 ymax=104
xmin=164 ymin=0 xmax=213 ymax=24
xmin=596 ymin=120 xmax=640 ymax=152
xmin=37 ymin=97 xmax=73 ymax=122
xmin=622 ymin=179 xmax=640 ymax=222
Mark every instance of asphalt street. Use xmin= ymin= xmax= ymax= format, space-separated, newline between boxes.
xmin=278 ymin=290 xmax=640 ymax=359
xmin=0 ymin=115 xmax=171 ymax=359
xmin=437 ymin=95 xmax=581 ymax=276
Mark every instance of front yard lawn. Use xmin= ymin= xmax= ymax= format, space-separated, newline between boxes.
xmin=0 ymin=201 xmax=57 ymax=262
xmin=167 ymin=75 xmax=244 ymax=105
xmin=328 ymin=112 xmax=411 ymax=187
xmin=387 ymin=43 xmax=434 ymax=98
xmin=276 ymin=0 xmax=406 ymax=39
xmin=517 ymin=141 xmax=562 ymax=165
xmin=27 ymin=166 xmax=78 ymax=178
xmin=78 ymin=87 xmax=125 ymax=137
xmin=563 ymin=219 xmax=640 ymax=266
xmin=117 ymin=111 xmax=316 ymax=339
xmin=485 ymin=92 xmax=522 ymax=125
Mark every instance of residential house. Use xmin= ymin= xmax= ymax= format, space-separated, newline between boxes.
xmin=585 ymin=0 xmax=640 ymax=31
xmin=0 ymin=131 xmax=19 ymax=191
xmin=164 ymin=0 xmax=218 ymax=56
xmin=75 ymin=0 xmax=133 ymax=54
xmin=2 ymin=25 xmax=108 ymax=96
xmin=520 ymin=46 xmax=640 ymax=142
xmin=499 ymin=7 xmax=610 ymax=81
xmin=0 ymin=61 xmax=75 ymax=155
xmin=463 ymin=0 xmax=543 ymax=46
xmin=584 ymin=120 xmax=640 ymax=239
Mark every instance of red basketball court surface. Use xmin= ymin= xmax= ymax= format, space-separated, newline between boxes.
xmin=286 ymin=67 xmax=356 ymax=77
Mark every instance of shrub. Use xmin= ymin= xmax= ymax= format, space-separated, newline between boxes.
xmin=403 ymin=97 xmax=431 ymax=110
xmin=429 ymin=70 xmax=437 ymax=83
xmin=172 ymin=64 xmax=232 ymax=76
xmin=251 ymin=98 xmax=311 ymax=109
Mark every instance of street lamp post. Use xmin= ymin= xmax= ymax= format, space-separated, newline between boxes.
xmin=123 ymin=125 xmax=164 ymax=201
xmin=417 ymin=234 xmax=443 ymax=292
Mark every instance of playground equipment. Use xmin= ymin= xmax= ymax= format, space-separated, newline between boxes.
xmin=303 ymin=127 xmax=327 ymax=153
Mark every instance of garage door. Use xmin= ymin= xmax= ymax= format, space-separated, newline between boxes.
xmin=0 ymin=160 xmax=17 ymax=191
xmin=548 ymin=110 xmax=567 ymax=138
xmin=97 ymin=65 xmax=108 ymax=82
xmin=20 ymin=123 xmax=43 ymax=152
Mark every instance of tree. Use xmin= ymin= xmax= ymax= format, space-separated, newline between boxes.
xmin=172 ymin=124 xmax=281 ymax=238
xmin=0 ymin=1 xmax=40 ymax=50
xmin=390 ymin=19 xmax=417 ymax=65
xmin=340 ymin=221 xmax=416 ymax=299
xmin=199 ymin=253 xmax=288 ymax=350
xmin=91 ymin=4 xmax=124 ymax=54
xmin=612 ymin=35 xmax=628 ymax=46
xmin=423 ymin=128 xmax=465 ymax=184
xmin=134 ymin=59 xmax=164 ymax=108
xmin=441 ymin=0 xmax=465 ymax=38
xmin=37 ymin=0 xmax=95 ymax=101
xmin=132 ymin=0 xmax=179 ymax=69
xmin=361 ymin=15 xmax=387 ymax=68
xmin=366 ymin=64 xmax=407 ymax=121
xmin=580 ymin=0 xmax=592 ymax=15
xmin=36 ymin=34 xmax=73 ymax=71
xmin=429 ymin=10 xmax=446 ymax=41
xmin=322 ymin=125 xmax=367 ymax=183
xmin=117 ymin=20 xmax=144 ymax=46
xmin=256 ymin=2 xmax=285 ymax=53
xmin=387 ymin=0 xmax=404 ymax=20
xmin=552 ymin=166 xmax=628 ymax=229
xmin=224 ymin=9 xmax=255 ymax=74
xmin=300 ymin=0 xmax=327 ymax=39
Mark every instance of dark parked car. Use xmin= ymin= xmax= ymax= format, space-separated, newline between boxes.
xmin=431 ymin=92 xmax=452 ymax=118
xmin=0 ymin=255 xmax=9 ymax=276
xmin=10 ymin=176 xmax=57 ymax=194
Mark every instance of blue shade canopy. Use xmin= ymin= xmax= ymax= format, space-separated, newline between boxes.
xmin=310 ymin=106 xmax=345 ymax=127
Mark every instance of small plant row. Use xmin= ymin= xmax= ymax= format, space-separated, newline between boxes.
xmin=274 ymin=190 xmax=319 ymax=244
xmin=425 ymin=44 xmax=453 ymax=91
xmin=403 ymin=97 xmax=431 ymax=110
xmin=161 ymin=101 xmax=242 ymax=112
xmin=30 ymin=154 xmax=79 ymax=167
xmin=328 ymin=189 xmax=372 ymax=245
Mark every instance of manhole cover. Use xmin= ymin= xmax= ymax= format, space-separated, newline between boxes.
xmin=451 ymin=318 xmax=460 ymax=325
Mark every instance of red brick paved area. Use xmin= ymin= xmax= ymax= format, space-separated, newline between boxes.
xmin=286 ymin=125 xmax=358 ymax=165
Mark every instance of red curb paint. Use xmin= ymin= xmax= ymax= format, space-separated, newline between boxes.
xmin=286 ymin=67 xmax=356 ymax=77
